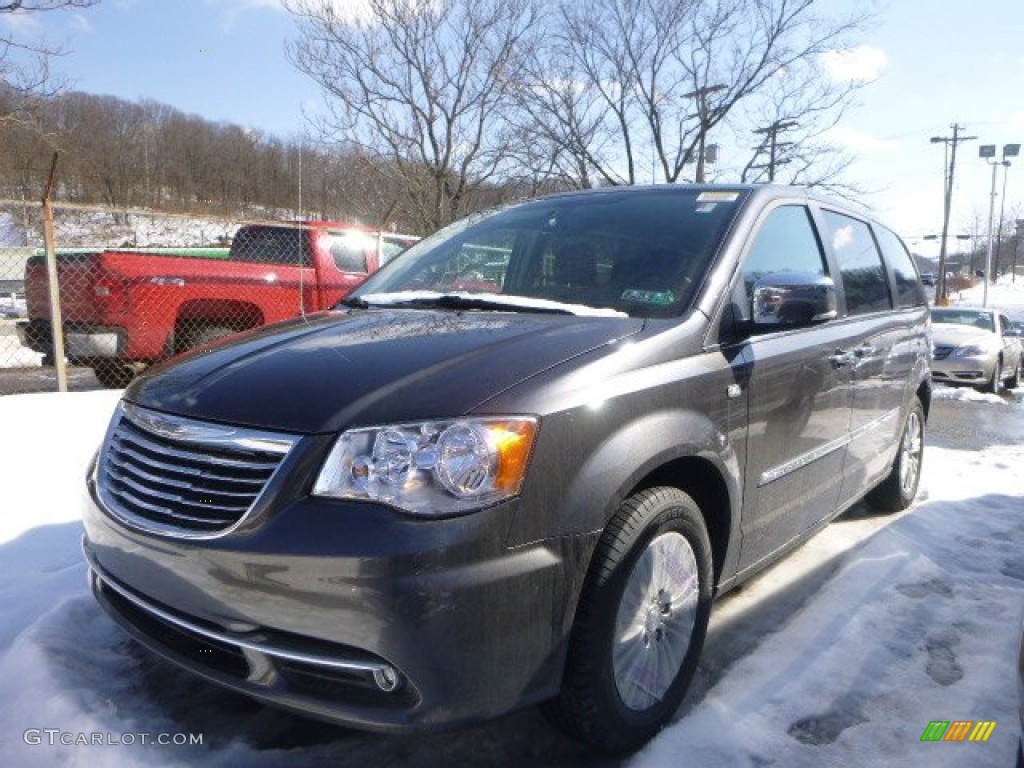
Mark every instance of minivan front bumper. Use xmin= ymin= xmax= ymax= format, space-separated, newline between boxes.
xmin=82 ymin=485 xmax=591 ymax=731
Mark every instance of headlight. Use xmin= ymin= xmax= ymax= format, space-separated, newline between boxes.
xmin=953 ymin=345 xmax=987 ymax=357
xmin=312 ymin=417 xmax=537 ymax=516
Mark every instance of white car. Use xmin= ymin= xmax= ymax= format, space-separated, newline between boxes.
xmin=931 ymin=306 xmax=1023 ymax=393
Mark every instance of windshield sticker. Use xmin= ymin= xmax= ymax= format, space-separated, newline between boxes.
xmin=621 ymin=289 xmax=676 ymax=305
xmin=696 ymin=191 xmax=740 ymax=202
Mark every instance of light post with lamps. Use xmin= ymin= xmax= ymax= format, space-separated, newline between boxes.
xmin=993 ymin=143 xmax=1020 ymax=282
xmin=980 ymin=143 xmax=1021 ymax=307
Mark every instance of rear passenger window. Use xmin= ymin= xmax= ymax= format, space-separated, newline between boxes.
xmin=329 ymin=234 xmax=370 ymax=273
xmin=822 ymin=211 xmax=891 ymax=315
xmin=873 ymin=225 xmax=926 ymax=308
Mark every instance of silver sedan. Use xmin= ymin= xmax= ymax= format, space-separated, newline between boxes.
xmin=931 ymin=306 xmax=1023 ymax=393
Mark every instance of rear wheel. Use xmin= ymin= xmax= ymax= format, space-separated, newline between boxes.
xmin=185 ymin=323 xmax=237 ymax=352
xmin=866 ymin=396 xmax=925 ymax=513
xmin=545 ymin=487 xmax=713 ymax=753
xmin=91 ymin=361 xmax=136 ymax=389
xmin=1006 ymin=357 xmax=1021 ymax=390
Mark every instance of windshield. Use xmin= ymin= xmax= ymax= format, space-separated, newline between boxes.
xmin=350 ymin=188 xmax=747 ymax=318
xmin=931 ymin=308 xmax=994 ymax=332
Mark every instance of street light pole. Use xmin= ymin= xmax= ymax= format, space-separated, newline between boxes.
xmin=993 ymin=143 xmax=1020 ymax=284
xmin=980 ymin=143 xmax=1021 ymax=307
xmin=981 ymin=149 xmax=1000 ymax=308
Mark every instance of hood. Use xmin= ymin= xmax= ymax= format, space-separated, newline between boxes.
xmin=931 ymin=323 xmax=996 ymax=348
xmin=127 ymin=309 xmax=643 ymax=433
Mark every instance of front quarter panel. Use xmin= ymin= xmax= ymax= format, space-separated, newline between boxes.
xmin=484 ymin=323 xmax=746 ymax=563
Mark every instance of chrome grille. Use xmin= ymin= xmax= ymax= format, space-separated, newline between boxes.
xmin=98 ymin=403 xmax=298 ymax=537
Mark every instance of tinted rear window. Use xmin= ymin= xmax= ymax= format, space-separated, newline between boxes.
xmin=821 ymin=210 xmax=892 ymax=315
xmin=230 ymin=227 xmax=311 ymax=266
xmin=873 ymin=225 xmax=926 ymax=308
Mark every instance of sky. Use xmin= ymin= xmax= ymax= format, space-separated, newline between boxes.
xmin=2 ymin=0 xmax=1024 ymax=258
xmin=0 ymin=277 xmax=1022 ymax=766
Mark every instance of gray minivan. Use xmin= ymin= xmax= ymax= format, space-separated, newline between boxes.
xmin=82 ymin=185 xmax=932 ymax=753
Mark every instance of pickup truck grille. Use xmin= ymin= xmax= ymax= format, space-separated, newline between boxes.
xmin=97 ymin=403 xmax=298 ymax=537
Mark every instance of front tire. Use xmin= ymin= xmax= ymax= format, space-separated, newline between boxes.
xmin=545 ymin=487 xmax=713 ymax=753
xmin=983 ymin=358 xmax=1003 ymax=394
xmin=866 ymin=396 xmax=925 ymax=512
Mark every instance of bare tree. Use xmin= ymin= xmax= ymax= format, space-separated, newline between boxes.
xmin=519 ymin=0 xmax=871 ymax=188
xmin=1 ymin=1 xmax=98 ymax=127
xmin=737 ymin=61 xmax=867 ymax=196
xmin=285 ymin=0 xmax=539 ymax=232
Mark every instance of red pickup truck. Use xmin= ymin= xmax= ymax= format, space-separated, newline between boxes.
xmin=18 ymin=221 xmax=417 ymax=387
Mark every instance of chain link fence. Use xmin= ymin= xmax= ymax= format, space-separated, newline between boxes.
xmin=0 ymin=200 xmax=43 ymax=392
xmin=0 ymin=200 xmax=416 ymax=395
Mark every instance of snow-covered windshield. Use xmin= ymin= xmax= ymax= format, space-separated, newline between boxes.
xmin=349 ymin=188 xmax=747 ymax=319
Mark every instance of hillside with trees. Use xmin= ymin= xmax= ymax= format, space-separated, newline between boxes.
xmin=0 ymin=87 xmax=535 ymax=234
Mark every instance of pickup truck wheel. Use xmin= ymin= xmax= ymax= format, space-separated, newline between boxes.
xmin=544 ymin=487 xmax=713 ymax=753
xmin=866 ymin=396 xmax=925 ymax=513
xmin=92 ymin=361 xmax=136 ymax=389
xmin=187 ymin=324 xmax=237 ymax=351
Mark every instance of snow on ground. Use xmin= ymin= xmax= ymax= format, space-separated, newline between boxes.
xmin=635 ymin=441 xmax=1024 ymax=767
xmin=951 ymin=274 xmax=1024 ymax=315
xmin=0 ymin=327 xmax=42 ymax=368
xmin=933 ymin=385 xmax=1024 ymax=405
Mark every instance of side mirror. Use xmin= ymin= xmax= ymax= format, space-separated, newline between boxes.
xmin=752 ymin=272 xmax=838 ymax=329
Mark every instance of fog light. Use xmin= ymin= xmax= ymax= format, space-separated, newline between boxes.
xmin=373 ymin=665 xmax=401 ymax=692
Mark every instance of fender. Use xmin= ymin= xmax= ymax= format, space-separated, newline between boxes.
xmin=508 ymin=406 xmax=742 ymax=550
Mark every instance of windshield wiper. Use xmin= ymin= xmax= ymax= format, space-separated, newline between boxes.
xmin=391 ymin=294 xmax=575 ymax=314
xmin=338 ymin=296 xmax=369 ymax=309
xmin=346 ymin=291 xmax=628 ymax=317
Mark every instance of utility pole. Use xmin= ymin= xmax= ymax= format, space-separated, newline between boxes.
xmin=930 ymin=125 xmax=976 ymax=305
xmin=752 ymin=120 xmax=799 ymax=182
xmin=684 ymin=84 xmax=726 ymax=182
